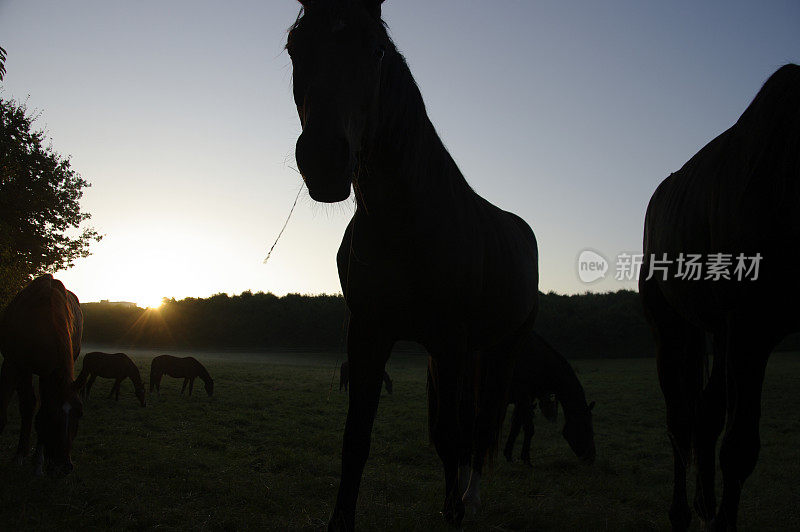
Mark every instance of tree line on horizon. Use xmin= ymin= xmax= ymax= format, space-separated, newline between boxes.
xmin=80 ymin=290 xmax=800 ymax=358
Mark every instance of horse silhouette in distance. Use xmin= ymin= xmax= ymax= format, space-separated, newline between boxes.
xmin=287 ymin=1 xmax=539 ymax=528
xmin=149 ymin=355 xmax=213 ymax=397
xmin=428 ymin=330 xmax=593 ymax=512
xmin=0 ymin=274 xmax=84 ymax=476
xmin=75 ymin=352 xmax=146 ymax=407
xmin=503 ymin=332 xmax=595 ymax=466
xmin=640 ymin=64 xmax=800 ymax=531
xmin=339 ymin=361 xmax=392 ymax=394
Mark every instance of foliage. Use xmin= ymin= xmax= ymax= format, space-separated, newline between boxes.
xmin=0 ymin=96 xmax=101 ymax=308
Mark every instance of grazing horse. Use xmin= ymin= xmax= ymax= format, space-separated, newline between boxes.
xmin=0 ymin=274 xmax=84 ymax=475
xmin=75 ymin=352 xmax=146 ymax=407
xmin=503 ymin=332 xmax=595 ymax=466
xmin=640 ymin=64 xmax=800 ymax=531
xmin=149 ymin=355 xmax=213 ymax=397
xmin=339 ymin=360 xmax=393 ymax=394
xmin=286 ymin=1 xmax=539 ymax=528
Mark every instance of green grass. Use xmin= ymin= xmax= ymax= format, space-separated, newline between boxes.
xmin=1 ymin=350 xmax=798 ymax=530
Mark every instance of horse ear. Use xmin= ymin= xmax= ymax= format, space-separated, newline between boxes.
xmin=362 ymin=0 xmax=385 ymax=18
xmin=589 ymin=401 xmax=596 ymax=411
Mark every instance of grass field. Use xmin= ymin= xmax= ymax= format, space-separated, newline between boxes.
xmin=1 ymin=348 xmax=798 ymax=531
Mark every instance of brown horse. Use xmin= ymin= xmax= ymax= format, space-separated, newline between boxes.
xmin=339 ymin=361 xmax=392 ymax=394
xmin=287 ymin=2 xmax=539 ymax=528
xmin=150 ymin=355 xmax=213 ymax=397
xmin=75 ymin=352 xmax=146 ymax=407
xmin=0 ymin=274 xmax=83 ymax=475
xmin=641 ymin=64 xmax=800 ymax=530
xmin=503 ymin=332 xmax=595 ymax=467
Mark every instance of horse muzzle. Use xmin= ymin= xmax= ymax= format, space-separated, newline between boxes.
xmin=295 ymin=132 xmax=354 ymax=203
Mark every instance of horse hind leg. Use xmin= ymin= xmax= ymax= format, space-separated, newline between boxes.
xmin=86 ymin=374 xmax=97 ymax=399
xmin=713 ymin=323 xmax=773 ymax=531
xmin=693 ymin=334 xmax=726 ymax=523
xmin=188 ymin=377 xmax=194 ymax=396
xmin=644 ymin=279 xmax=703 ymax=531
xmin=181 ymin=378 xmax=188 ymax=395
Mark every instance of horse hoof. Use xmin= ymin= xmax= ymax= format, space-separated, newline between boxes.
xmin=503 ymin=450 xmax=513 ymax=463
xmin=327 ymin=508 xmax=353 ymax=532
xmin=34 ymin=465 xmax=44 ymax=477
xmin=12 ymin=454 xmax=24 ymax=467
xmin=462 ymin=494 xmax=480 ymax=522
xmin=441 ymin=494 xmax=465 ymax=527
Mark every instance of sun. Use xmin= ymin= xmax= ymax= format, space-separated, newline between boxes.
xmin=138 ymin=295 xmax=164 ymax=310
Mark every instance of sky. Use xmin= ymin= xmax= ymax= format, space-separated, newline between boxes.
xmin=1 ymin=1 xmax=798 ymax=307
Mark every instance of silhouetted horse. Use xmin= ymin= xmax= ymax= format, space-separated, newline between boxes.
xmin=76 ymin=352 xmax=146 ymax=407
xmin=339 ymin=361 xmax=392 ymax=394
xmin=287 ymin=2 xmax=539 ymax=528
xmin=503 ymin=332 xmax=595 ymax=466
xmin=0 ymin=275 xmax=83 ymax=475
xmin=150 ymin=355 xmax=213 ymax=397
xmin=640 ymin=64 xmax=800 ymax=531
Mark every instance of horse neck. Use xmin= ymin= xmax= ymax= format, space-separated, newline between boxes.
xmin=127 ymin=362 xmax=143 ymax=388
xmin=540 ymin=347 xmax=589 ymax=420
xmin=357 ymin=48 xmax=473 ymax=216
xmin=195 ymin=363 xmax=210 ymax=384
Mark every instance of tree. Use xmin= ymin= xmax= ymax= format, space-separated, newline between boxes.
xmin=0 ymin=95 xmax=101 ymax=308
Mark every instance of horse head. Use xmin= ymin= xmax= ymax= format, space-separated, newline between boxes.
xmin=288 ymin=0 xmax=389 ymax=202
xmin=135 ymin=385 xmax=147 ymax=407
xmin=562 ymin=400 xmax=596 ymax=464
xmin=37 ymin=377 xmax=83 ymax=475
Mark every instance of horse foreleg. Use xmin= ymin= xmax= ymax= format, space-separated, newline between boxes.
xmin=465 ymin=343 xmax=518 ymax=519
xmin=0 ymin=361 xmax=16 ymax=437
xmin=109 ymin=378 xmax=121 ymax=400
xmin=428 ymin=355 xmax=468 ymax=527
xmin=328 ymin=317 xmax=393 ymax=532
xmin=181 ymin=378 xmax=188 ymax=395
xmin=503 ymin=404 xmax=521 ymax=463
xmin=33 ymin=440 xmax=44 ymax=477
xmin=188 ymin=378 xmax=194 ymax=396
xmin=714 ymin=326 xmax=772 ymax=532
xmin=15 ymin=372 xmax=35 ymax=464
xmin=520 ymin=399 xmax=535 ymax=466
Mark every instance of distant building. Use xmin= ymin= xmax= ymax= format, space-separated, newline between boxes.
xmin=98 ymin=300 xmax=138 ymax=308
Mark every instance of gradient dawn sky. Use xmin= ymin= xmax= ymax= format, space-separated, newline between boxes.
xmin=1 ymin=1 xmax=798 ymax=306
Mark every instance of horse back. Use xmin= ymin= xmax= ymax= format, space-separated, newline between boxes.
xmin=0 ymin=274 xmax=78 ymax=377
